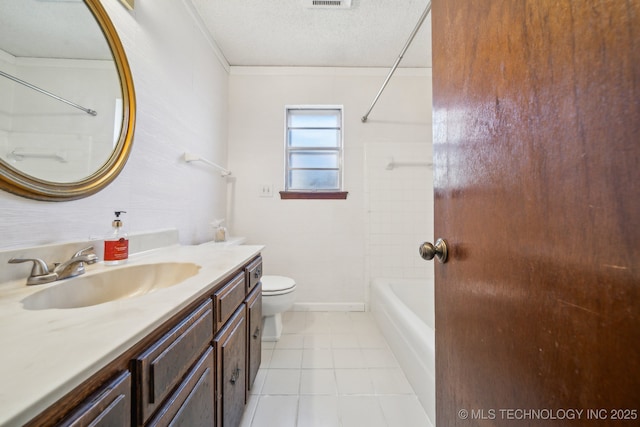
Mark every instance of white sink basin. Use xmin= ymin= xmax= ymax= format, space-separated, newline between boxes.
xmin=22 ymin=262 xmax=201 ymax=310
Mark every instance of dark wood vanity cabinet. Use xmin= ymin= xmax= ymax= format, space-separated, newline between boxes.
xmin=134 ymin=300 xmax=214 ymax=426
xmin=246 ymin=283 xmax=262 ymax=391
xmin=245 ymin=256 xmax=263 ymax=392
xmin=214 ymin=306 xmax=247 ymax=427
xmin=58 ymin=371 xmax=132 ymax=427
xmin=245 ymin=257 xmax=262 ymax=293
xmin=146 ymin=347 xmax=215 ymax=427
xmin=28 ymin=255 xmax=263 ymax=427
xmin=142 ymin=256 xmax=262 ymax=427
xmin=213 ymin=272 xmax=246 ymax=332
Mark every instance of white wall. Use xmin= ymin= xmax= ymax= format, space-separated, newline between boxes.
xmin=0 ymin=0 xmax=229 ymax=249
xmin=227 ymin=67 xmax=432 ymax=310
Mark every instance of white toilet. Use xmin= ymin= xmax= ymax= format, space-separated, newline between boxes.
xmin=261 ymin=275 xmax=296 ymax=341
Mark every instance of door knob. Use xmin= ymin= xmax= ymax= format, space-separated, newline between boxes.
xmin=419 ymin=238 xmax=449 ymax=263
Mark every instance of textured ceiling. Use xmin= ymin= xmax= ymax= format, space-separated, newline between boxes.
xmin=1 ymin=0 xmax=431 ymax=67
xmin=190 ymin=0 xmax=432 ymax=68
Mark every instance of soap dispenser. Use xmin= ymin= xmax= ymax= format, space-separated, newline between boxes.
xmin=212 ymin=219 xmax=227 ymax=242
xmin=104 ymin=211 xmax=128 ymax=265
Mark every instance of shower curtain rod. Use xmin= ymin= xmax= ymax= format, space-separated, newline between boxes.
xmin=361 ymin=1 xmax=431 ymax=123
xmin=0 ymin=70 xmax=97 ymax=116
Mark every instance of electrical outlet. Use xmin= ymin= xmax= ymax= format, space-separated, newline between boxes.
xmin=259 ymin=184 xmax=273 ymax=197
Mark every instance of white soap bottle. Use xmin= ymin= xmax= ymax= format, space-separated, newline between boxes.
xmin=212 ymin=219 xmax=227 ymax=242
xmin=104 ymin=211 xmax=128 ymax=265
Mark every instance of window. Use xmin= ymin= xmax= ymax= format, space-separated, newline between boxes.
xmin=281 ymin=106 xmax=347 ymax=199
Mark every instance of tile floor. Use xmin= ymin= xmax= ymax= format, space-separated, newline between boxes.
xmin=240 ymin=311 xmax=430 ymax=427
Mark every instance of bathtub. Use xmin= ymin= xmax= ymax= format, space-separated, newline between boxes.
xmin=371 ymin=278 xmax=435 ymax=427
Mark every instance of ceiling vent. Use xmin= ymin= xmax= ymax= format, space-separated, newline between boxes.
xmin=303 ymin=0 xmax=352 ymax=9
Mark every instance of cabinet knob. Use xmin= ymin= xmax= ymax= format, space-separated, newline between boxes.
xmin=253 ymin=327 xmax=261 ymax=339
xmin=230 ymin=367 xmax=241 ymax=384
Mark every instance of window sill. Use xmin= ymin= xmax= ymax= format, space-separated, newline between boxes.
xmin=279 ymin=191 xmax=348 ymax=200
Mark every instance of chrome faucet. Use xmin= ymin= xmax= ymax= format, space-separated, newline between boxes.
xmin=7 ymin=257 xmax=57 ymax=285
xmin=53 ymin=246 xmax=98 ymax=280
xmin=8 ymin=246 xmax=98 ymax=285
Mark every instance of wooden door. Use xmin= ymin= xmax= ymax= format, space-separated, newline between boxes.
xmin=432 ymin=1 xmax=640 ymax=425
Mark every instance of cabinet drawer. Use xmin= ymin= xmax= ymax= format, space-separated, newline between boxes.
xmin=59 ymin=371 xmax=131 ymax=427
xmin=146 ymin=346 xmax=214 ymax=427
xmin=134 ymin=300 xmax=213 ymax=425
xmin=213 ymin=273 xmax=246 ymax=331
xmin=245 ymin=256 xmax=262 ymax=293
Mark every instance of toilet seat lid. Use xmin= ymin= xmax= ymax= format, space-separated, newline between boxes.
xmin=261 ymin=275 xmax=296 ymax=294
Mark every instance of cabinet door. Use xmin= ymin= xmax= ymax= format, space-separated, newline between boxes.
xmin=59 ymin=371 xmax=131 ymax=427
xmin=214 ymin=305 xmax=247 ymax=427
xmin=146 ymin=347 xmax=214 ymax=427
xmin=245 ymin=283 xmax=262 ymax=391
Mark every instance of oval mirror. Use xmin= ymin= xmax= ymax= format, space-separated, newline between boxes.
xmin=0 ymin=0 xmax=135 ymax=201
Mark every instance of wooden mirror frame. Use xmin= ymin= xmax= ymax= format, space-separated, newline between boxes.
xmin=0 ymin=0 xmax=135 ymax=201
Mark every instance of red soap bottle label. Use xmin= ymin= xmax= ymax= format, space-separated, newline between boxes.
xmin=104 ymin=238 xmax=129 ymax=261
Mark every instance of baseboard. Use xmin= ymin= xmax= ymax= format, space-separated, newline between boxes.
xmin=292 ymin=302 xmax=366 ymax=312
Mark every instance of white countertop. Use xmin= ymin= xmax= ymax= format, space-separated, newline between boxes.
xmin=0 ymin=243 xmax=263 ymax=427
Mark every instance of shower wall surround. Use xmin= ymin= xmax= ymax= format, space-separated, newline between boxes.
xmin=0 ymin=0 xmax=229 ymax=249
xmin=365 ymin=142 xmax=434 ymax=282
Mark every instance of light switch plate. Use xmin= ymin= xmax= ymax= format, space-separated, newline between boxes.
xmin=259 ymin=184 xmax=273 ymax=198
